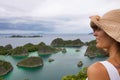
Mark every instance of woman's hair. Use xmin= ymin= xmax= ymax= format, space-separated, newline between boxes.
xmin=116 ymin=42 xmax=120 ymax=52
xmin=90 ymin=21 xmax=101 ymax=32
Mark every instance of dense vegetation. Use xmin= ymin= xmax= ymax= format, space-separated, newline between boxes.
xmin=23 ymin=43 xmax=38 ymax=52
xmin=85 ymin=40 xmax=108 ymax=58
xmin=0 ymin=44 xmax=12 ymax=55
xmin=51 ymin=38 xmax=84 ymax=47
xmin=9 ymin=46 xmax=28 ymax=56
xmin=0 ymin=77 xmax=4 ymax=80
xmin=17 ymin=57 xmax=43 ymax=68
xmin=62 ymin=67 xmax=87 ymax=80
xmin=0 ymin=60 xmax=13 ymax=76
xmin=38 ymin=42 xmax=59 ymax=54
xmin=0 ymin=42 xmax=60 ymax=56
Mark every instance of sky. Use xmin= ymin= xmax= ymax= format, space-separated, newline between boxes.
xmin=0 ymin=0 xmax=120 ymax=34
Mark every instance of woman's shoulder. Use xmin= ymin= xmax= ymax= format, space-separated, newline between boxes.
xmin=87 ymin=62 xmax=104 ymax=74
xmin=87 ymin=61 xmax=109 ymax=80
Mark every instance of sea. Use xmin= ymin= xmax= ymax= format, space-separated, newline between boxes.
xmin=0 ymin=34 xmax=107 ymax=80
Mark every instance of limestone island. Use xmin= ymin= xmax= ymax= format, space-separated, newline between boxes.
xmin=48 ymin=58 xmax=55 ymax=62
xmin=0 ymin=44 xmax=12 ymax=55
xmin=77 ymin=61 xmax=83 ymax=67
xmin=38 ymin=42 xmax=60 ymax=56
xmin=10 ymin=46 xmax=28 ymax=57
xmin=0 ymin=60 xmax=13 ymax=76
xmin=17 ymin=56 xmax=43 ymax=68
xmin=85 ymin=40 xmax=108 ymax=58
xmin=0 ymin=42 xmax=61 ymax=57
xmin=10 ymin=35 xmax=42 ymax=38
xmin=51 ymin=38 xmax=84 ymax=47
xmin=61 ymin=48 xmax=67 ymax=53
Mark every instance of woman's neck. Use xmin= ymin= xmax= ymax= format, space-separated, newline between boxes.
xmin=107 ymin=43 xmax=120 ymax=66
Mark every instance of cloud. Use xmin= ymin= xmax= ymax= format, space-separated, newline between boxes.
xmin=30 ymin=0 xmax=120 ymax=17
xmin=0 ymin=0 xmax=120 ymax=33
xmin=0 ymin=17 xmax=55 ymax=32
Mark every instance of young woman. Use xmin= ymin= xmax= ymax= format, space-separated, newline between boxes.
xmin=87 ymin=9 xmax=120 ymax=80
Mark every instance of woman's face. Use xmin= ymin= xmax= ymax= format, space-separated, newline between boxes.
xmin=93 ymin=27 xmax=115 ymax=49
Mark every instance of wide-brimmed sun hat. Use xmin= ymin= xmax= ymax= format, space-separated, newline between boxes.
xmin=90 ymin=9 xmax=120 ymax=42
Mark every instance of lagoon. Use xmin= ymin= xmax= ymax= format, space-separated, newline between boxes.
xmin=0 ymin=34 xmax=107 ymax=80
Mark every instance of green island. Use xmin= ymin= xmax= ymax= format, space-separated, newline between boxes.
xmin=38 ymin=42 xmax=60 ymax=56
xmin=10 ymin=35 xmax=42 ymax=38
xmin=85 ymin=40 xmax=108 ymax=58
xmin=17 ymin=56 xmax=43 ymax=68
xmin=51 ymin=38 xmax=84 ymax=47
xmin=0 ymin=60 xmax=13 ymax=76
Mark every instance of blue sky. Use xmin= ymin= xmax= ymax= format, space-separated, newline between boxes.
xmin=0 ymin=0 xmax=120 ymax=34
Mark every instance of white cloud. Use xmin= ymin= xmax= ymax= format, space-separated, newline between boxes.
xmin=30 ymin=0 xmax=120 ymax=17
xmin=0 ymin=0 xmax=120 ymax=33
xmin=0 ymin=0 xmax=120 ymax=17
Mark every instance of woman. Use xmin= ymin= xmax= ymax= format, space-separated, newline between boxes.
xmin=87 ymin=9 xmax=120 ymax=80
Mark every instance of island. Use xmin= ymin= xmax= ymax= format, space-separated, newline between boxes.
xmin=85 ymin=40 xmax=108 ymax=58
xmin=10 ymin=46 xmax=28 ymax=57
xmin=0 ymin=44 xmax=12 ymax=55
xmin=48 ymin=58 xmax=55 ymax=62
xmin=38 ymin=42 xmax=60 ymax=56
xmin=51 ymin=38 xmax=84 ymax=47
xmin=77 ymin=61 xmax=83 ymax=67
xmin=0 ymin=60 xmax=13 ymax=76
xmin=17 ymin=56 xmax=43 ymax=68
xmin=61 ymin=48 xmax=67 ymax=53
xmin=10 ymin=35 xmax=42 ymax=38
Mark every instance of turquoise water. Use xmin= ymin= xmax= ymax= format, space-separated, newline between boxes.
xmin=0 ymin=34 xmax=107 ymax=80
xmin=1 ymin=46 xmax=107 ymax=80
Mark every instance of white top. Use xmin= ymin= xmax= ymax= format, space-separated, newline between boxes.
xmin=86 ymin=61 xmax=120 ymax=80
xmin=100 ymin=61 xmax=120 ymax=80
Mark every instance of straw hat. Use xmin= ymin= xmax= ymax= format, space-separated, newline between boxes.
xmin=90 ymin=9 xmax=120 ymax=42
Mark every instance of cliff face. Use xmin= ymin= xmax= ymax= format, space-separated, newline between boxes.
xmin=85 ymin=40 xmax=108 ymax=58
xmin=17 ymin=57 xmax=43 ymax=68
xmin=0 ymin=60 xmax=13 ymax=76
xmin=51 ymin=38 xmax=84 ymax=47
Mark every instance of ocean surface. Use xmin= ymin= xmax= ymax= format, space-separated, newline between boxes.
xmin=0 ymin=34 xmax=107 ymax=80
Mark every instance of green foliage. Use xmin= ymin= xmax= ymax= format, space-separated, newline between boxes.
xmin=23 ymin=43 xmax=38 ymax=52
xmin=0 ymin=77 xmax=4 ymax=80
xmin=85 ymin=40 xmax=96 ymax=46
xmin=51 ymin=38 xmax=84 ymax=47
xmin=38 ymin=45 xmax=57 ymax=53
xmin=62 ymin=67 xmax=87 ymax=80
xmin=85 ymin=40 xmax=108 ymax=58
xmin=17 ymin=57 xmax=43 ymax=68
xmin=51 ymin=38 xmax=65 ymax=47
xmin=0 ymin=44 xmax=12 ymax=55
xmin=38 ymin=42 xmax=59 ymax=53
xmin=0 ymin=46 xmax=8 ymax=55
xmin=10 ymin=46 xmax=28 ymax=56
xmin=0 ymin=60 xmax=13 ymax=76
xmin=5 ymin=44 xmax=12 ymax=50
xmin=0 ymin=60 xmax=13 ymax=70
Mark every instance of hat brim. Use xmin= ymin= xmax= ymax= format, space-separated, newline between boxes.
xmin=90 ymin=15 xmax=120 ymax=42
